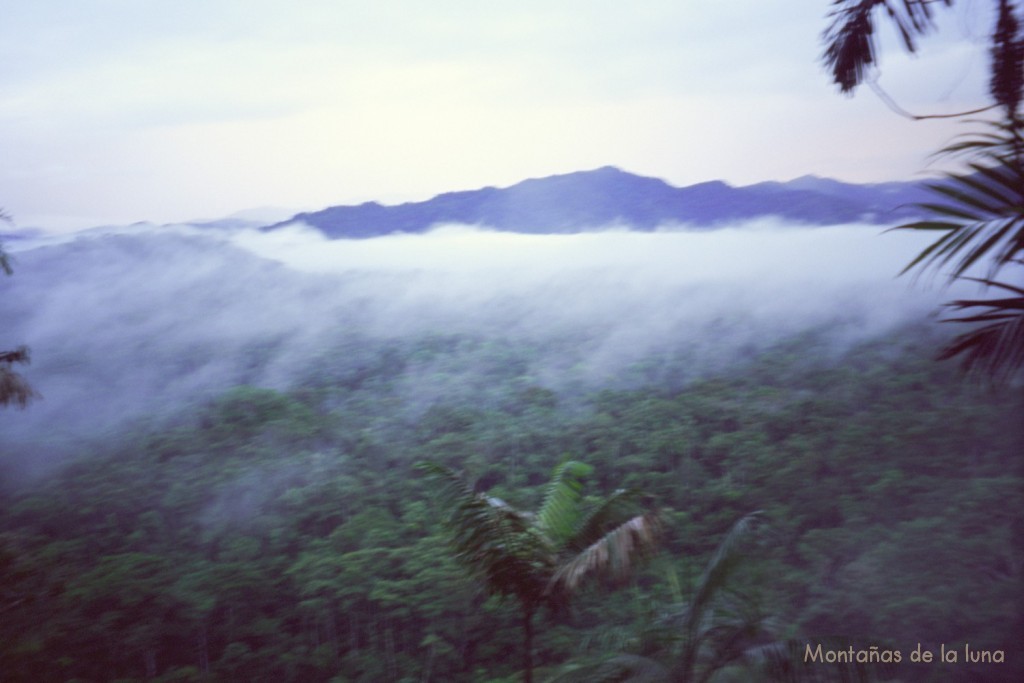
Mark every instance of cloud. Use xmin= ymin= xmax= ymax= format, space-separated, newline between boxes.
xmin=0 ymin=219 xmax=962 ymax=483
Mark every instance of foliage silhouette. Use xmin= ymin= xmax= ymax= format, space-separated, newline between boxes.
xmin=823 ymin=0 xmax=952 ymax=95
xmin=823 ymin=0 xmax=1024 ymax=382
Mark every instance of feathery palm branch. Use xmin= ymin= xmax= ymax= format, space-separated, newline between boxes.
xmin=935 ymin=277 xmax=1024 ymax=381
xmin=890 ymin=119 xmax=1024 ymax=380
xmin=895 ymin=119 xmax=1024 ymax=281
xmin=822 ymin=2 xmax=1024 ymax=381
xmin=822 ymin=0 xmax=952 ymax=94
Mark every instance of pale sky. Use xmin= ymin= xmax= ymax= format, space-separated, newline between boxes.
xmin=0 ymin=1 xmax=996 ymax=230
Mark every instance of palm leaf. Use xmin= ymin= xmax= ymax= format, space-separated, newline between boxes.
xmin=566 ymin=488 xmax=643 ymax=553
xmin=822 ymin=1 xmax=951 ymax=93
xmin=895 ymin=121 xmax=1024 ymax=283
xmin=925 ymin=181 xmax=1018 ymax=217
xmin=935 ymin=118 xmax=1024 ymax=157
xmin=684 ymin=512 xmax=763 ymax=630
xmin=951 ymin=165 xmax=1020 ymax=206
xmin=937 ymin=280 xmax=1024 ymax=382
xmin=949 ymin=276 xmax=1024 ymax=298
xmin=418 ymin=462 xmax=549 ymax=603
xmin=671 ymin=512 xmax=764 ymax=682
xmin=536 ymin=460 xmax=594 ymax=546
xmin=417 ymin=461 xmax=482 ymax=525
xmin=967 ymin=159 xmax=1024 ymax=198
xmin=548 ymin=512 xmax=661 ymax=595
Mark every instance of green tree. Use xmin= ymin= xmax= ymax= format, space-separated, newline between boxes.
xmin=420 ymin=460 xmax=661 ymax=683
xmin=823 ymin=0 xmax=1024 ymax=381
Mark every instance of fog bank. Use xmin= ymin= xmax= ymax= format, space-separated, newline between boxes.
xmin=1 ymin=220 xmax=963 ymax=476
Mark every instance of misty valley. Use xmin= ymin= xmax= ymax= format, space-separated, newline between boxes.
xmin=0 ymin=218 xmax=1021 ymax=682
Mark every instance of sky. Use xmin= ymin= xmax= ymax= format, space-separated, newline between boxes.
xmin=0 ymin=1 xmax=997 ymax=230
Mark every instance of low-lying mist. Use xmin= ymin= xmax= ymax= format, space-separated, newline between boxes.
xmin=1 ymin=219 xmax=963 ymax=478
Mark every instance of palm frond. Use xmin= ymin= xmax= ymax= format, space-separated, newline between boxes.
xmin=947 ymin=164 xmax=1020 ymax=206
xmin=684 ymin=512 xmax=763 ymax=632
xmin=822 ymin=0 xmax=884 ymax=93
xmin=895 ymin=117 xmax=1024 ymax=381
xmin=418 ymin=461 xmax=549 ymax=603
xmin=897 ymin=173 xmax=1024 ymax=281
xmin=417 ymin=461 xmax=474 ymax=503
xmin=565 ymin=488 xmax=643 ymax=554
xmin=548 ymin=512 xmax=661 ymax=595
xmin=536 ymin=460 xmax=594 ymax=546
xmin=926 ymin=180 xmax=1020 ymax=217
xmin=822 ymin=1 xmax=951 ymax=93
xmin=934 ymin=117 xmax=1024 ymax=157
xmin=990 ymin=0 xmax=1024 ymax=116
xmin=668 ymin=512 xmax=765 ymax=682
xmin=937 ymin=278 xmax=1024 ymax=382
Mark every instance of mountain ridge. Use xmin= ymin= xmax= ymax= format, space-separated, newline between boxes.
xmin=267 ymin=166 xmax=932 ymax=239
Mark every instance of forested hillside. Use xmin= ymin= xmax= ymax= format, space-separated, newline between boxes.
xmin=1 ymin=319 xmax=1019 ymax=681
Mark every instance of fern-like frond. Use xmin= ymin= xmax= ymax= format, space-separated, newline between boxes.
xmin=418 ymin=461 xmax=550 ymax=604
xmin=417 ymin=461 xmax=475 ymax=505
xmin=536 ymin=460 xmax=593 ymax=547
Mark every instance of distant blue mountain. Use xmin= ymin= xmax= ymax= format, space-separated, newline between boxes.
xmin=267 ymin=166 xmax=932 ymax=238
